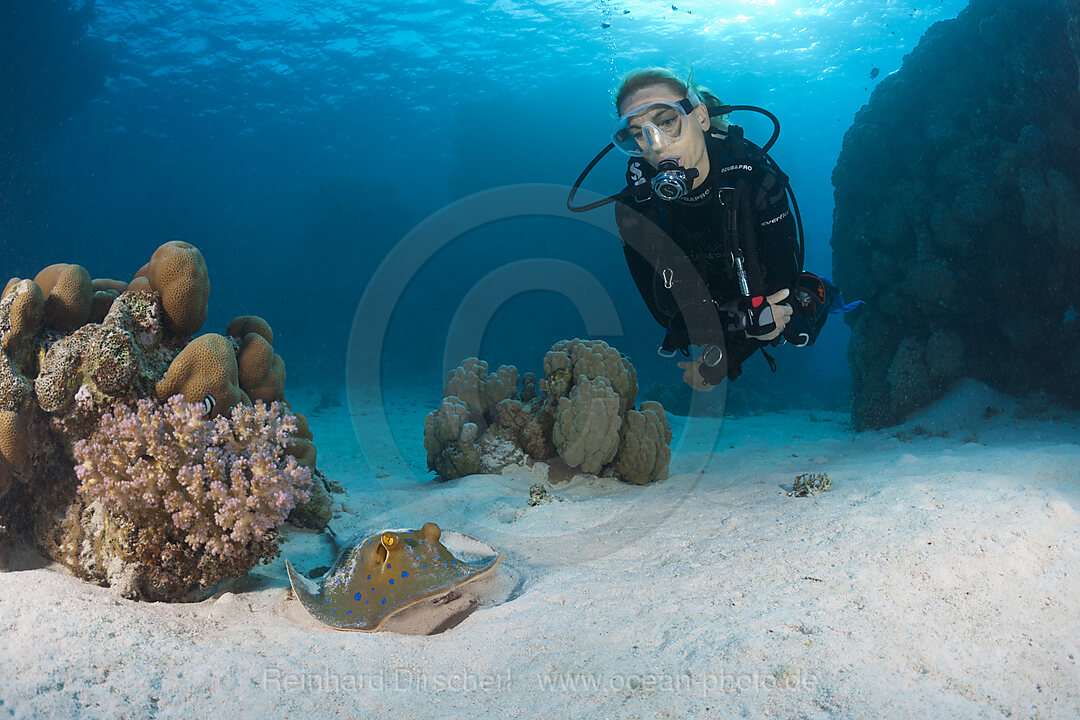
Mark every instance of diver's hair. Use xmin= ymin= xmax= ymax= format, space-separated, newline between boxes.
xmin=614 ymin=67 xmax=729 ymax=130
xmin=614 ymin=68 xmax=688 ymax=114
xmin=695 ymin=86 xmax=730 ymax=131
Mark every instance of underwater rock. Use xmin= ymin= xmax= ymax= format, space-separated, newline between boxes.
xmin=831 ymin=0 xmax=1080 ymax=428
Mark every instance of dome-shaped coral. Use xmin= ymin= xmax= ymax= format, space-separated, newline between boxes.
xmin=137 ymin=241 xmax=210 ymax=337
xmin=227 ymin=315 xmax=273 ymax=344
xmin=0 ymin=279 xmax=43 ymax=375
xmin=423 ymin=396 xmax=480 ymax=479
xmin=236 ymin=332 xmax=285 ymax=404
xmin=612 ymin=401 xmax=672 ymax=485
xmin=35 ymin=263 xmax=92 ymax=331
xmin=0 ymin=410 xmax=28 ymax=497
xmin=155 ymin=333 xmax=248 ymax=417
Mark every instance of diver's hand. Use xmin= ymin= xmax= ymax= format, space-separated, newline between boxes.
xmin=746 ymin=288 xmax=793 ymax=341
xmin=678 ymin=359 xmax=715 ymax=392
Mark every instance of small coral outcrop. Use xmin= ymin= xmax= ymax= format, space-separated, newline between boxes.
xmin=424 ymin=339 xmax=671 ymax=485
xmin=424 ymin=396 xmax=480 ymax=479
xmin=0 ymin=241 xmax=332 ymax=601
xmin=612 ymin=401 xmax=673 ymax=486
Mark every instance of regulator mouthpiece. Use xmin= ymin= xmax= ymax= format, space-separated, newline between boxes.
xmin=652 ymin=159 xmax=699 ymax=201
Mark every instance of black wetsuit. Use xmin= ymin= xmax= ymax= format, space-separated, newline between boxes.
xmin=614 ymin=128 xmax=800 ymax=384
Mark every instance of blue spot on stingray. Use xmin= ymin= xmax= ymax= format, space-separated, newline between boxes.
xmin=365 ymin=600 xmax=369 ymax=604
xmin=330 ymin=609 xmax=335 ymax=613
xmin=354 ymin=592 xmax=362 ymax=601
xmin=422 ymin=564 xmax=427 ymax=568
xmin=387 ymin=563 xmax=391 ymax=570
xmin=324 ymin=598 xmax=330 ymax=603
xmin=367 ymin=574 xmax=371 ymax=579
xmin=402 ymin=571 xmax=409 ymax=578
xmin=346 ymin=611 xmax=352 ymax=615
xmin=382 ymin=598 xmax=387 ymax=605
xmin=361 ymin=557 xmax=364 ymax=562
xmin=388 ymin=579 xmax=394 ymax=585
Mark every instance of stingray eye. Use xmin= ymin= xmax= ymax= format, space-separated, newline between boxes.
xmin=382 ymin=534 xmax=395 ymax=547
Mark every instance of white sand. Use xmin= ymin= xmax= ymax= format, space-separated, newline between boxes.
xmin=2 ymin=379 xmax=1079 ymax=719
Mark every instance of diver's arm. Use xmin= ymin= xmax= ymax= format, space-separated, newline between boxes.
xmin=753 ymin=168 xmax=800 ymax=294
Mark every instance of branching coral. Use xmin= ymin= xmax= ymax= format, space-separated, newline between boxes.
xmin=73 ymin=396 xmax=311 ymax=562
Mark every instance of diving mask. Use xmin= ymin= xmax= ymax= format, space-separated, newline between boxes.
xmin=611 ymin=93 xmax=701 ymax=157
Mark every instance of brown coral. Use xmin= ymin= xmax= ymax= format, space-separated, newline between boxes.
xmin=612 ymin=401 xmax=672 ymax=485
xmin=423 ymin=396 xmax=480 ymax=479
xmin=138 ymin=241 xmax=210 ymax=337
xmin=89 ymin=278 xmax=128 ymax=323
xmin=287 ymin=412 xmax=317 ymax=470
xmin=0 ymin=410 xmax=28 ymax=497
xmin=443 ymin=357 xmax=519 ymax=422
xmin=34 ymin=263 xmax=92 ymax=331
xmin=545 ymin=339 xmax=638 ymax=413
xmin=227 ymin=315 xmax=273 ymax=344
xmin=155 ymin=333 xmax=248 ymax=417
xmin=236 ymin=332 xmax=285 ymax=403
xmin=552 ymin=375 xmax=622 ymax=475
xmin=0 ymin=280 xmax=44 ymax=375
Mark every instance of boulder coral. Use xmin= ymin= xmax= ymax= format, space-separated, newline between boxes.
xmin=227 ymin=315 xmax=273 ymax=344
xmin=424 ymin=339 xmax=671 ymax=485
xmin=612 ymin=401 xmax=673 ymax=486
xmin=34 ymin=263 xmax=92 ymax=331
xmin=155 ymin=333 xmax=248 ymax=418
xmin=89 ymin=278 xmax=128 ymax=323
xmin=424 ymin=396 xmax=480 ymax=479
xmin=443 ymin=357 xmax=519 ymax=422
xmin=552 ymin=376 xmax=621 ymax=475
xmin=235 ymin=332 xmax=285 ymax=404
xmin=0 ymin=241 xmax=330 ymax=601
xmin=0 ymin=279 xmax=43 ymax=375
xmin=134 ymin=240 xmax=210 ymax=337
xmin=831 ymin=0 xmax=1080 ymax=428
xmin=0 ymin=410 xmax=28 ymax=496
xmin=287 ymin=412 xmax=317 ymax=471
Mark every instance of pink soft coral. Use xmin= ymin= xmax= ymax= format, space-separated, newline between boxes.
xmin=73 ymin=396 xmax=311 ymax=561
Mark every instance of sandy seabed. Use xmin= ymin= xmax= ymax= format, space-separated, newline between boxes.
xmin=1 ymin=379 xmax=1078 ymax=719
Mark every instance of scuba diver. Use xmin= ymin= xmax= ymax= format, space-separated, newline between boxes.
xmin=568 ymin=68 xmax=857 ymax=391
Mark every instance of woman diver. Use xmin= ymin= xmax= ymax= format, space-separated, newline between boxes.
xmin=568 ymin=68 xmax=851 ymax=391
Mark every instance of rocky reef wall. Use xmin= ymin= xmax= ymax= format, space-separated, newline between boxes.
xmin=831 ymin=0 xmax=1080 ymax=429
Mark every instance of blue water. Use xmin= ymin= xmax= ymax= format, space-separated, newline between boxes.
xmin=1 ymin=0 xmax=968 ymax=409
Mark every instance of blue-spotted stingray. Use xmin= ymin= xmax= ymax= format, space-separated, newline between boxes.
xmin=286 ymin=522 xmax=503 ymax=632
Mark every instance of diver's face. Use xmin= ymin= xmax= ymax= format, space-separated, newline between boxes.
xmin=618 ymin=85 xmax=710 ymax=181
